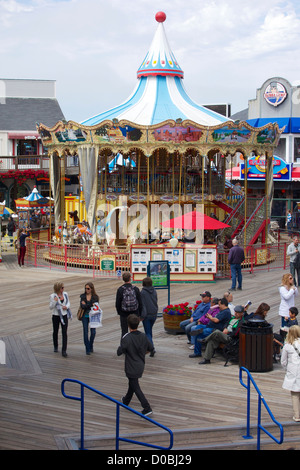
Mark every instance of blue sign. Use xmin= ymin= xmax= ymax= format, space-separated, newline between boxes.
xmin=240 ymin=155 xmax=291 ymax=181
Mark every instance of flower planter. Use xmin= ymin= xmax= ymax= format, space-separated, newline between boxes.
xmin=163 ymin=312 xmax=191 ymax=335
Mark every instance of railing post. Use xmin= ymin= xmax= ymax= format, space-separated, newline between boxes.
xmin=34 ymin=241 xmax=37 ymax=267
xmin=64 ymin=245 xmax=68 ymax=272
xmin=80 ymin=383 xmax=85 ymax=450
xmin=116 ymin=403 xmax=120 ymax=450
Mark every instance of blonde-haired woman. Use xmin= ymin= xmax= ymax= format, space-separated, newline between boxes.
xmin=281 ymin=325 xmax=300 ymax=422
xmin=49 ymin=282 xmax=71 ymax=357
xmin=279 ymin=273 xmax=298 ymax=328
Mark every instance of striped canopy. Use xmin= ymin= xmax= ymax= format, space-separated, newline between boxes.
xmin=81 ymin=12 xmax=229 ymax=127
xmin=15 ymin=187 xmax=49 ymax=209
xmin=25 ymin=186 xmax=44 ymax=201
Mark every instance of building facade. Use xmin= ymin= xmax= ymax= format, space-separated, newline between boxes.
xmin=0 ymin=79 xmax=65 ymax=207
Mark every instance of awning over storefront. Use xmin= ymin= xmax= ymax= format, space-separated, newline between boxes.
xmin=246 ymin=117 xmax=300 ymax=134
xmin=8 ymin=132 xmax=40 ymax=140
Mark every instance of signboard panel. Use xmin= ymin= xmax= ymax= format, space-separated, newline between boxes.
xmin=131 ymin=248 xmax=151 ymax=273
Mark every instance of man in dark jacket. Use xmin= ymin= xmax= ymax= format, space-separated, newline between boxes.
xmin=117 ymin=314 xmax=153 ymax=416
xmin=116 ymin=272 xmax=142 ymax=337
xmin=228 ymin=238 xmax=245 ymax=291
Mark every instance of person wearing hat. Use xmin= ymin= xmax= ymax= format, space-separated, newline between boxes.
xmin=180 ymin=291 xmax=211 ymax=342
xmin=189 ymin=297 xmax=220 ymax=349
xmin=199 ymin=305 xmax=245 ymax=364
xmin=189 ymin=297 xmax=232 ymax=358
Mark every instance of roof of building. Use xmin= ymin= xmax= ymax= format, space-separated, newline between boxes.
xmin=0 ymin=97 xmax=65 ymax=131
xmin=81 ymin=12 xmax=229 ymax=127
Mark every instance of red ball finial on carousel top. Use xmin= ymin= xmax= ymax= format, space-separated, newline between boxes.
xmin=155 ymin=11 xmax=166 ymax=23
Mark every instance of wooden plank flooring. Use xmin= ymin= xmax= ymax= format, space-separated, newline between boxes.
xmin=0 ymin=251 xmax=296 ymax=450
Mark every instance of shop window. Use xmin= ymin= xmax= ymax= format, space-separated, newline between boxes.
xmin=15 ymin=139 xmax=39 ymax=165
xmin=294 ymin=137 xmax=300 ymax=163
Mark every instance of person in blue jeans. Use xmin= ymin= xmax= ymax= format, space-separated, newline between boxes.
xmin=189 ymin=297 xmax=232 ymax=358
xmin=228 ymin=238 xmax=245 ymax=291
xmin=180 ymin=291 xmax=211 ymax=343
xmin=80 ymin=282 xmax=99 ymax=355
xmin=140 ymin=277 xmax=158 ymax=357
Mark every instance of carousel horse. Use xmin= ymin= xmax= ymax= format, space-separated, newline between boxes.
xmin=73 ymin=222 xmax=93 ymax=244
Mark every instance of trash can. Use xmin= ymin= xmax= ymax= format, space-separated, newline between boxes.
xmin=239 ymin=319 xmax=273 ymax=372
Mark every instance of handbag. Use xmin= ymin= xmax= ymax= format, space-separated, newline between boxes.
xmin=77 ymin=306 xmax=84 ymax=321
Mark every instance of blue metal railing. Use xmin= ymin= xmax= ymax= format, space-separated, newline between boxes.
xmin=239 ymin=367 xmax=284 ymax=450
xmin=61 ymin=378 xmax=173 ymax=450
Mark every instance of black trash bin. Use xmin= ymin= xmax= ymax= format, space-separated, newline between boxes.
xmin=239 ymin=319 xmax=273 ymax=372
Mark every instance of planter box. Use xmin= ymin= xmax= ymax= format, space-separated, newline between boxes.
xmin=163 ymin=312 xmax=190 ymax=335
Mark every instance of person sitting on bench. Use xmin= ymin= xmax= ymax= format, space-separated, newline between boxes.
xmin=198 ymin=305 xmax=245 ymax=365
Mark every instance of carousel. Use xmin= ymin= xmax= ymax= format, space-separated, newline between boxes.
xmin=36 ymin=11 xmax=283 ymax=281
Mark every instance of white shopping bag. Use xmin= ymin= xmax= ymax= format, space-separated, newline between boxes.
xmin=89 ymin=302 xmax=103 ymax=328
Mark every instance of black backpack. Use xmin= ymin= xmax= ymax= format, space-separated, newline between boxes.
xmin=121 ymin=285 xmax=139 ymax=312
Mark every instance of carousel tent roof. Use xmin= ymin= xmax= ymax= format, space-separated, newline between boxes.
xmin=81 ymin=12 xmax=229 ymax=127
xmin=25 ymin=186 xmax=44 ymax=201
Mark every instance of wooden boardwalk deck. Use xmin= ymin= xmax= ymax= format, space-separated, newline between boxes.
xmin=0 ymin=251 xmax=296 ymax=450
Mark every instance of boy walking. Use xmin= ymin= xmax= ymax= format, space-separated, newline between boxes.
xmin=117 ymin=314 xmax=153 ymax=416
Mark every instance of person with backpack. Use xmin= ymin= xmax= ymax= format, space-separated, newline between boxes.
xmin=116 ymin=272 xmax=142 ymax=337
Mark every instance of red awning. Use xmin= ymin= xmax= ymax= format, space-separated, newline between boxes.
xmin=8 ymin=132 xmax=40 ymax=140
xmin=225 ymin=167 xmax=240 ymax=180
xmin=292 ymin=167 xmax=300 ymax=181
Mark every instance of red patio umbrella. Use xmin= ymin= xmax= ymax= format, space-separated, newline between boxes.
xmin=160 ymin=210 xmax=230 ymax=230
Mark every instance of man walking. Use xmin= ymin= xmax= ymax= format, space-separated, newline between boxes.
xmin=228 ymin=238 xmax=245 ymax=291
xmin=117 ymin=314 xmax=153 ymax=416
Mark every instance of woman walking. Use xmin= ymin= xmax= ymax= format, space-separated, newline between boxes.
xmin=281 ymin=325 xmax=300 ymax=422
xmin=80 ymin=282 xmax=99 ymax=355
xmin=279 ymin=273 xmax=298 ymax=327
xmin=49 ymin=282 xmax=71 ymax=357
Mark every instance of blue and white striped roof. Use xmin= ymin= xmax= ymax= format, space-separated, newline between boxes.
xmin=81 ymin=12 xmax=229 ymax=127
xmin=25 ymin=187 xmax=44 ymax=201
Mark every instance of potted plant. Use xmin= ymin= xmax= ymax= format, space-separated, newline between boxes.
xmin=162 ymin=302 xmax=193 ymax=334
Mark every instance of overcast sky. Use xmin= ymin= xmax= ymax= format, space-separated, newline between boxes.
xmin=1 ymin=0 xmax=300 ymax=123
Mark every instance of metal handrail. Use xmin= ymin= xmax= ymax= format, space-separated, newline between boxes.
xmin=239 ymin=367 xmax=284 ymax=450
xmin=61 ymin=378 xmax=173 ymax=450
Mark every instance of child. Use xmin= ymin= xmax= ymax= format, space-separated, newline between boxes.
xmin=117 ymin=314 xmax=154 ymax=416
xmin=274 ymin=307 xmax=299 ymax=361
xmin=285 ymin=307 xmax=299 ymax=328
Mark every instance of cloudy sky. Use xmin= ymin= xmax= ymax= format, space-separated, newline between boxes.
xmin=0 ymin=0 xmax=300 ymax=123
